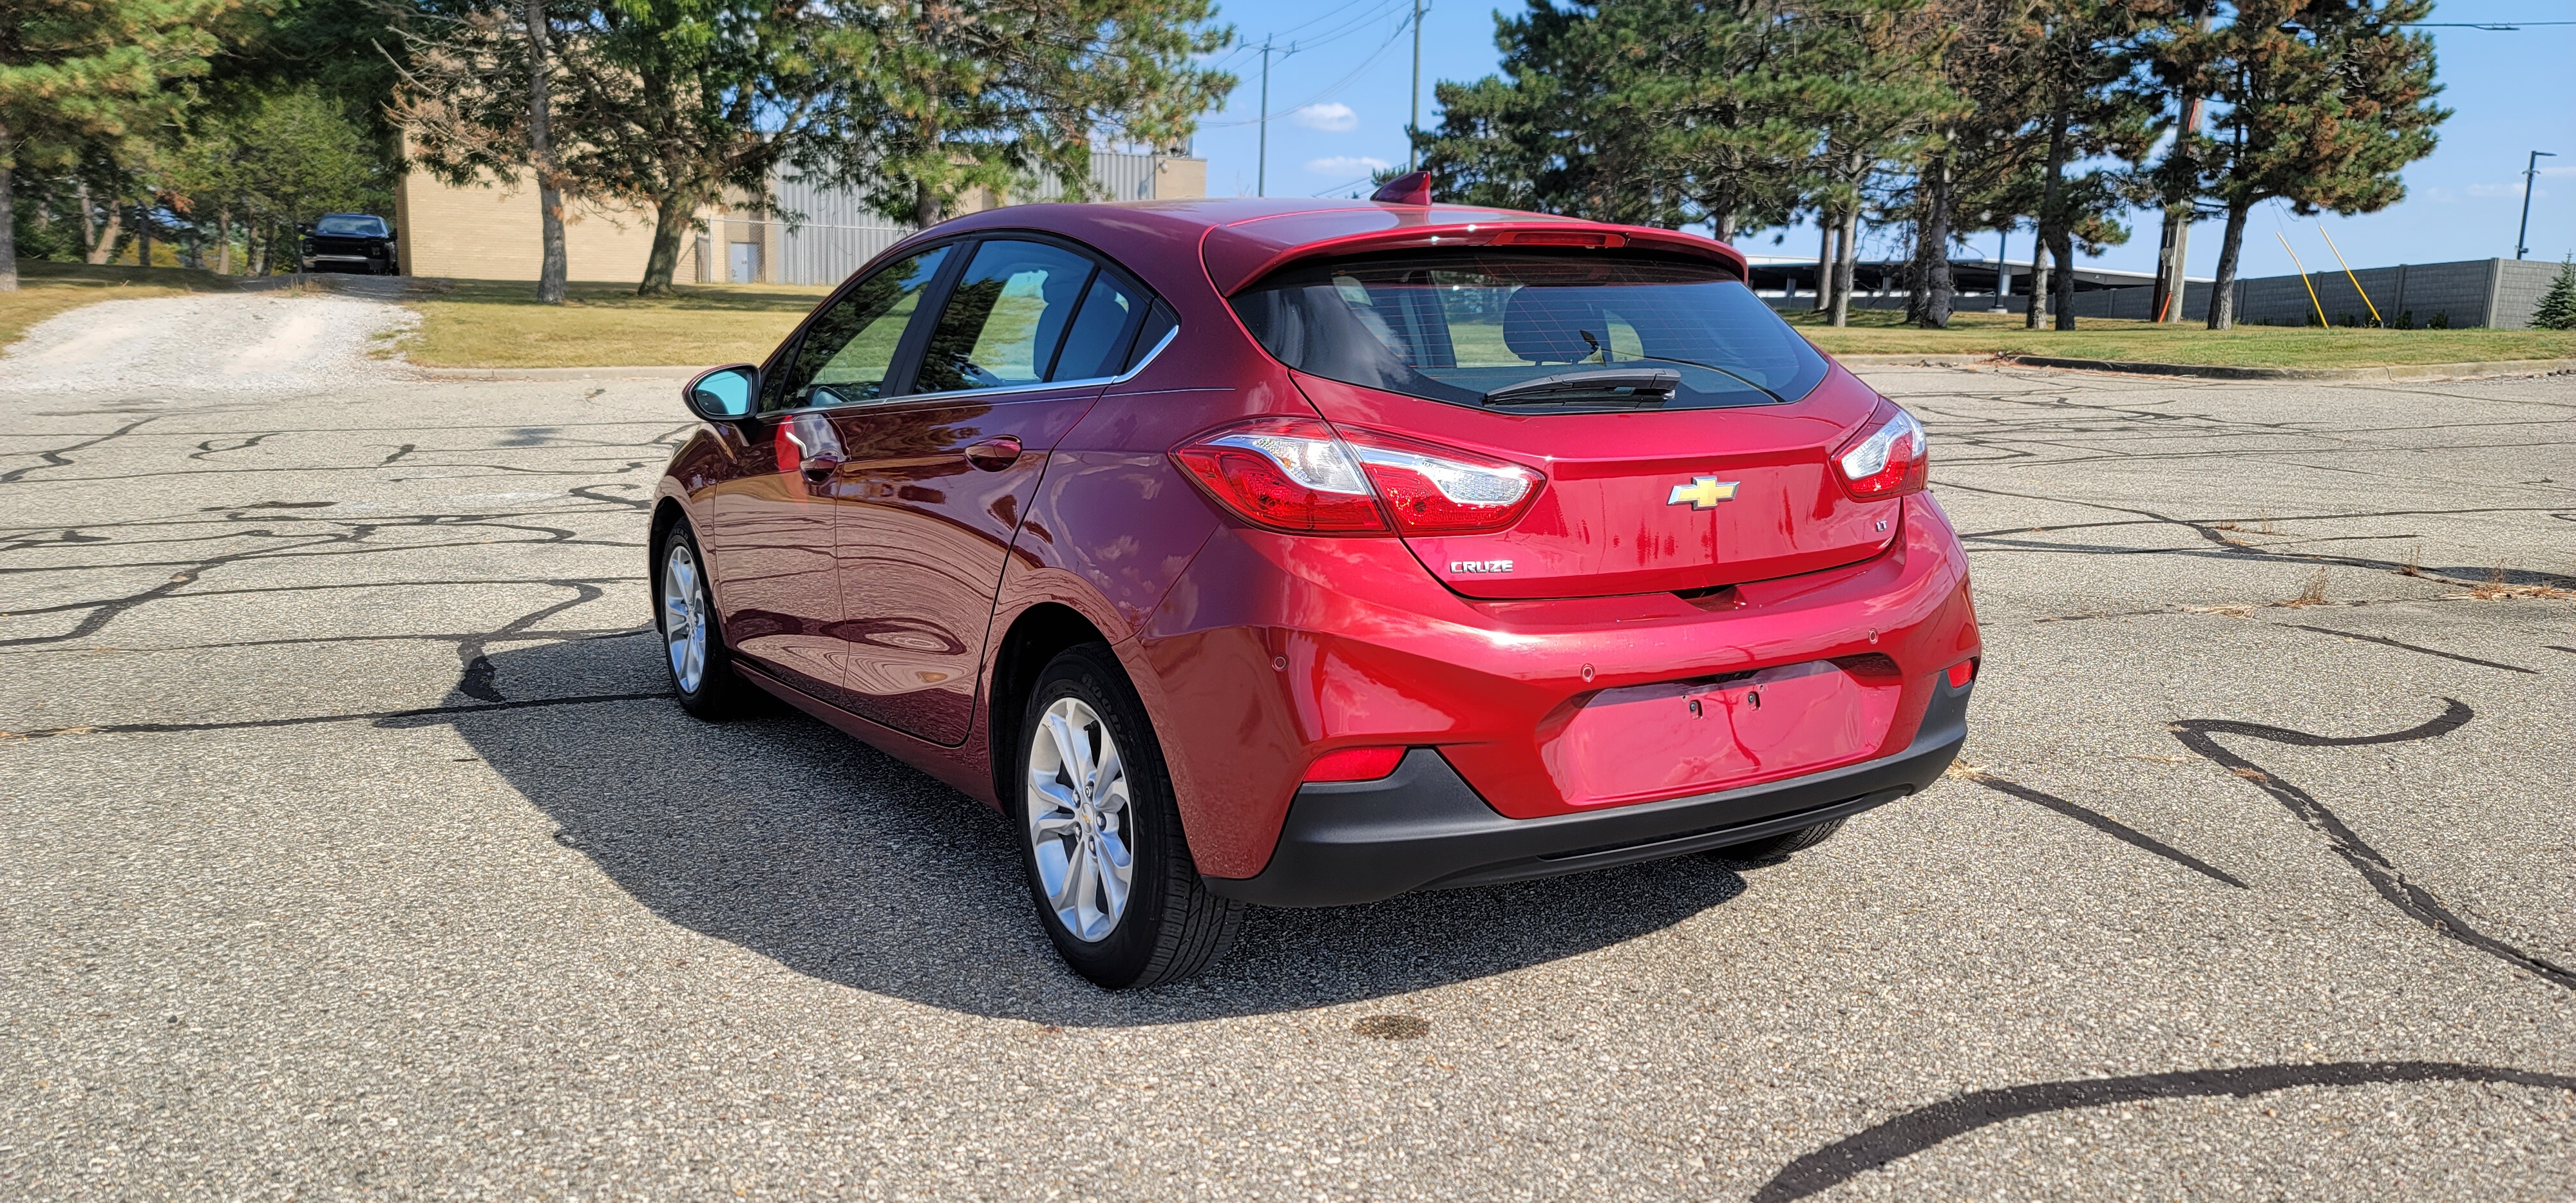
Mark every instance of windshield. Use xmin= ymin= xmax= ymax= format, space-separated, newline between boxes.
xmin=315 ymin=215 xmax=386 ymax=236
xmin=1230 ymin=251 xmax=1828 ymax=410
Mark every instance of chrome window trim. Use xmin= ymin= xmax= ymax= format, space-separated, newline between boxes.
xmin=802 ymin=321 xmax=1181 ymax=413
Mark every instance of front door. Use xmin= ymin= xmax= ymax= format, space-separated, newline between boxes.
xmin=717 ymin=245 xmax=951 ymax=705
xmin=824 ymin=238 xmax=1157 ymax=745
xmin=692 ymin=408 xmax=842 ymax=699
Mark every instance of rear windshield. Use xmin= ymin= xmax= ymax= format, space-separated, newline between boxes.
xmin=1229 ymin=251 xmax=1828 ymax=410
xmin=315 ymin=215 xmax=386 ymax=236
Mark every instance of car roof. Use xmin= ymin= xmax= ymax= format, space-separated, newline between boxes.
xmin=928 ymin=198 xmax=1749 ymax=297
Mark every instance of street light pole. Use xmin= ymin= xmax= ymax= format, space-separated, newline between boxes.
xmin=2518 ymin=150 xmax=2556 ymax=259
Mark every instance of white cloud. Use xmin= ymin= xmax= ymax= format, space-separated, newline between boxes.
xmin=1293 ymin=102 xmax=1358 ymax=132
xmin=1307 ymin=155 xmax=1391 ymax=177
xmin=2467 ymin=182 xmax=2543 ymax=200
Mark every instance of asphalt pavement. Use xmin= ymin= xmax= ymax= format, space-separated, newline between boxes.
xmin=3 ymin=292 xmax=2571 ymax=1199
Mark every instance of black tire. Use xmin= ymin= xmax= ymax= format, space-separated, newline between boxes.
xmin=654 ymin=520 xmax=761 ymax=721
xmin=1710 ymin=817 xmax=1846 ymax=861
xmin=1012 ymin=643 xmax=1243 ymax=989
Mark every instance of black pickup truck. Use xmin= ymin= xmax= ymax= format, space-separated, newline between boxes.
xmin=299 ymin=214 xmax=400 ymax=275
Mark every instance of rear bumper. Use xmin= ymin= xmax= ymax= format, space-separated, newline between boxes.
xmin=1203 ymin=676 xmax=1970 ymax=907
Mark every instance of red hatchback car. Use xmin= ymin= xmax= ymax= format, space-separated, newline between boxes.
xmin=650 ymin=184 xmax=1979 ymax=988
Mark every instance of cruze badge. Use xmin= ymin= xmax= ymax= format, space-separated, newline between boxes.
xmin=1450 ymin=560 xmax=1514 ymax=574
xmin=1667 ymin=477 xmax=1740 ymax=509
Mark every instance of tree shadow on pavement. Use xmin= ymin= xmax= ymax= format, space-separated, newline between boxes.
xmin=404 ymin=636 xmax=1752 ymax=1027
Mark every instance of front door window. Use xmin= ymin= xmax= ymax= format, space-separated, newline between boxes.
xmin=773 ymin=247 xmax=950 ymax=409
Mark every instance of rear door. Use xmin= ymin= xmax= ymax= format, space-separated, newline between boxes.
xmin=822 ymin=236 xmax=1160 ymax=745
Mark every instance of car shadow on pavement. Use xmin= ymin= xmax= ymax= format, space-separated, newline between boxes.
xmin=419 ymin=638 xmax=1753 ymax=1027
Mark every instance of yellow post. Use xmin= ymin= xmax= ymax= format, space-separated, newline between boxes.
xmin=2277 ymin=231 xmax=2330 ymax=328
xmin=2316 ymin=227 xmax=2383 ymax=327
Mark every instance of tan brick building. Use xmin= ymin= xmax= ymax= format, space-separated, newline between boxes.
xmin=392 ymin=153 xmax=1206 ymax=287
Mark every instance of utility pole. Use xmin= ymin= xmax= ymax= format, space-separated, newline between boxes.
xmin=1256 ymin=36 xmax=1278 ymax=197
xmin=2519 ymin=150 xmax=2557 ymax=259
xmin=1408 ymin=0 xmax=1425 ymax=171
xmin=2152 ymin=0 xmax=2210 ymax=323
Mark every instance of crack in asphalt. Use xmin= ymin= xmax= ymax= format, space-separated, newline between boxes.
xmin=1752 ymin=1061 xmax=2576 ymax=1203
xmin=1955 ymin=770 xmax=2247 ymax=889
xmin=2165 ymin=700 xmax=2576 ymax=990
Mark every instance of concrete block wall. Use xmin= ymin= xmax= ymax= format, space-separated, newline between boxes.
xmin=2051 ymin=260 xmax=2555 ymax=329
xmin=2487 ymin=259 xmax=2561 ymax=330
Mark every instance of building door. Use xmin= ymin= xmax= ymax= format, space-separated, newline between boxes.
xmin=730 ymin=240 xmax=762 ymax=284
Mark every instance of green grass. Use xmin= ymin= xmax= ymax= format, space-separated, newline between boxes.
xmin=1787 ymin=307 xmax=2576 ymax=369
xmin=402 ymin=278 xmax=831 ymax=368
xmin=1 ymin=261 xmax=234 ymax=353
xmin=393 ymin=273 xmax=2576 ymax=372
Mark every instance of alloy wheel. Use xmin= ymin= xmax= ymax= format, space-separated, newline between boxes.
xmin=661 ymin=543 xmax=708 ymax=694
xmin=1026 ymin=697 xmax=1135 ymax=942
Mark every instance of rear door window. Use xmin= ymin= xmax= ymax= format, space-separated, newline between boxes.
xmin=916 ymin=240 xmax=1124 ymax=395
xmin=1230 ymin=251 xmax=1828 ymax=409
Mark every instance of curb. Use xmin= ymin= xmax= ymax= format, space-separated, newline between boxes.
xmin=1828 ymin=354 xmax=1998 ymax=368
xmin=1997 ymin=355 xmax=2576 ymax=383
xmin=402 ymin=364 xmax=705 ymax=381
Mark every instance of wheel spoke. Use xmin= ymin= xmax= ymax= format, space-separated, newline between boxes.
xmin=1037 ymin=842 xmax=1079 ymax=911
xmin=1046 ymin=711 xmax=1094 ymax=791
xmin=1028 ymin=775 xmax=1081 ymax=815
xmin=1030 ymin=811 xmax=1082 ymax=839
xmin=1095 ymin=831 xmax=1132 ymax=917
xmin=1068 ymin=835 xmax=1101 ymax=931
xmin=1088 ymin=742 xmax=1123 ymax=810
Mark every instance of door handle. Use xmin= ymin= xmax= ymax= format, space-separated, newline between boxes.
xmin=963 ymin=436 xmax=1021 ymax=471
xmin=799 ymin=454 xmax=842 ymax=481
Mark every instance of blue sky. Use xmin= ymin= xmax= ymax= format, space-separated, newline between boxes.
xmin=1188 ymin=1 xmax=2576 ymax=278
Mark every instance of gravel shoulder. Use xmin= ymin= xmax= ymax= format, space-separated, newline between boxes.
xmin=0 ymin=287 xmax=417 ymax=397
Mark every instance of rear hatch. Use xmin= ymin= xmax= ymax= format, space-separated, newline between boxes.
xmin=1232 ymin=246 xmax=1894 ymax=599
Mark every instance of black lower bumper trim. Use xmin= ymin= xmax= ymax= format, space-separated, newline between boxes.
xmin=1204 ymin=681 xmax=1971 ymax=908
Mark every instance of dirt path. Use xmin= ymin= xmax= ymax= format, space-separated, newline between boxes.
xmin=0 ymin=284 xmax=419 ymax=397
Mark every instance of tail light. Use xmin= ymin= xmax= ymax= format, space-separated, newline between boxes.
xmin=1174 ymin=419 xmax=1544 ymax=536
xmin=1832 ymin=399 xmax=1928 ymax=499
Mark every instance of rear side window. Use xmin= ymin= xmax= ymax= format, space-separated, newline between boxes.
xmin=916 ymin=240 xmax=1110 ymax=394
xmin=1230 ymin=252 xmax=1827 ymax=409
xmin=1050 ymin=273 xmax=1146 ymax=382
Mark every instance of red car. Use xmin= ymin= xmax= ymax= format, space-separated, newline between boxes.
xmin=651 ymin=176 xmax=1979 ymax=989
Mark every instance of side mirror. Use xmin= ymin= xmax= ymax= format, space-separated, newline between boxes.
xmin=685 ymin=364 xmax=758 ymax=421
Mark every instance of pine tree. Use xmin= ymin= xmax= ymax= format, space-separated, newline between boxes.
xmin=2192 ymin=0 xmax=2446 ymax=330
xmin=2533 ymin=256 xmax=2576 ymax=332
xmin=0 ymin=0 xmax=235 ymax=290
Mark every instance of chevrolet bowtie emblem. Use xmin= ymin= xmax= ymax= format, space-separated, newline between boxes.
xmin=1667 ymin=477 xmax=1740 ymax=509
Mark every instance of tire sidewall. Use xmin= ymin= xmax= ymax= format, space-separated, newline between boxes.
xmin=1013 ymin=646 xmax=1179 ymax=987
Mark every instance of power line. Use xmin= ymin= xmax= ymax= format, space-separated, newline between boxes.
xmin=1203 ymin=11 xmax=1416 ymax=130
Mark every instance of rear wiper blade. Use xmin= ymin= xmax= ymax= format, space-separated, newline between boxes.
xmin=1578 ymin=330 xmax=1790 ymax=406
xmin=1482 ymin=368 xmax=1681 ymax=406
